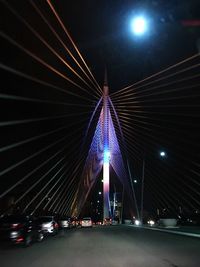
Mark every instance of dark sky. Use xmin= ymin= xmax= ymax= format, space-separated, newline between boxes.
xmin=55 ymin=0 xmax=200 ymax=90
xmin=0 ymin=0 xmax=200 ymax=218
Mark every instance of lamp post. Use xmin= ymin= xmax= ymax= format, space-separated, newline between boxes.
xmin=140 ymin=157 xmax=145 ymax=225
xmin=140 ymin=151 xmax=166 ymax=225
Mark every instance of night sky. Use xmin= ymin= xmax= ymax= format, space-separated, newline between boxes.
xmin=0 ymin=0 xmax=200 ymax=218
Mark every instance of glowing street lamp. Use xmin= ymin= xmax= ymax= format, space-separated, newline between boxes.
xmin=160 ymin=151 xmax=166 ymax=157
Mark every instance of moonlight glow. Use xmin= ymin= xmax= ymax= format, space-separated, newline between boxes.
xmin=131 ymin=16 xmax=148 ymax=35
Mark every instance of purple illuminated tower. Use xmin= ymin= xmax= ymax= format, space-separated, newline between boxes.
xmin=103 ymin=70 xmax=110 ymax=220
xmin=71 ymin=70 xmax=136 ymax=220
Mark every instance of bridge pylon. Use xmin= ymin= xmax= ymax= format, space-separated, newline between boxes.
xmin=103 ymin=69 xmax=111 ymax=220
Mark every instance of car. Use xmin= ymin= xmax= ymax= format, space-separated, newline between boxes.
xmin=71 ymin=217 xmax=78 ymax=228
xmin=0 ymin=215 xmax=44 ymax=247
xmin=58 ymin=217 xmax=72 ymax=229
xmin=103 ymin=217 xmax=112 ymax=225
xmin=36 ymin=216 xmax=59 ymax=235
xmin=178 ymin=213 xmax=200 ymax=226
xmin=95 ymin=221 xmax=103 ymax=225
xmin=80 ymin=217 xmax=93 ymax=228
xmin=147 ymin=219 xmax=156 ymax=226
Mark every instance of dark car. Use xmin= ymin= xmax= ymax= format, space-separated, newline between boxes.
xmin=36 ymin=216 xmax=59 ymax=235
xmin=0 ymin=215 xmax=44 ymax=247
xmin=178 ymin=213 xmax=200 ymax=226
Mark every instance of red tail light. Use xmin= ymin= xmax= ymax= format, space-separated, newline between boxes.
xmin=16 ymin=237 xmax=24 ymax=243
xmin=11 ymin=223 xmax=23 ymax=229
xmin=54 ymin=223 xmax=58 ymax=228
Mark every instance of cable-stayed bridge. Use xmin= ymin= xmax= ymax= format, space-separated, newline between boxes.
xmin=0 ymin=0 xmax=200 ymax=221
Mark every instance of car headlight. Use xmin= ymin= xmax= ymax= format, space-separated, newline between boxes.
xmin=10 ymin=231 xmax=19 ymax=238
xmin=148 ymin=220 xmax=155 ymax=226
xmin=135 ymin=220 xmax=141 ymax=226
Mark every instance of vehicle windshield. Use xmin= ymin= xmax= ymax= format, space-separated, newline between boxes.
xmin=36 ymin=217 xmax=53 ymax=223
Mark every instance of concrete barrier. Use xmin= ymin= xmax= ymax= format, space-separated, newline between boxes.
xmin=124 ymin=219 xmax=132 ymax=224
xmin=159 ymin=218 xmax=177 ymax=227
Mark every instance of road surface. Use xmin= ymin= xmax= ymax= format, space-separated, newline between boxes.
xmin=0 ymin=225 xmax=199 ymax=267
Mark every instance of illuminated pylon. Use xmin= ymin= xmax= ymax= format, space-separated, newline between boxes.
xmin=103 ymin=70 xmax=111 ymax=220
xmin=71 ymin=71 xmax=136 ymax=219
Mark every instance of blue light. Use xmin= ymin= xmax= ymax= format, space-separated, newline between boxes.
xmin=131 ymin=16 xmax=148 ymax=35
xmin=104 ymin=150 xmax=110 ymax=163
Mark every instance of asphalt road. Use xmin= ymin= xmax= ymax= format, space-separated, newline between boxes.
xmin=0 ymin=225 xmax=199 ymax=267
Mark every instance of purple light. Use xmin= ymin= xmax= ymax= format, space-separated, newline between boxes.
xmin=72 ymin=97 xmax=134 ymax=217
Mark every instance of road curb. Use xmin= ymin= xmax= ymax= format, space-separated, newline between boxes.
xmin=128 ymin=225 xmax=200 ymax=238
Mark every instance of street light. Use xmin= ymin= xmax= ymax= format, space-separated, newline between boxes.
xmin=140 ymin=151 xmax=166 ymax=225
xmin=160 ymin=151 xmax=166 ymax=157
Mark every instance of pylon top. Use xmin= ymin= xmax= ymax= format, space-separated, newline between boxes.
xmin=103 ymin=67 xmax=109 ymax=96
